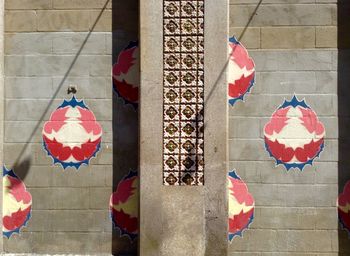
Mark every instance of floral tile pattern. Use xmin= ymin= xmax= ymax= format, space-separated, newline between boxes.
xmin=163 ymin=0 xmax=204 ymax=186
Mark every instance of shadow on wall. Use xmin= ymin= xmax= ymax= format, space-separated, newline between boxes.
xmin=338 ymin=0 xmax=350 ymax=254
xmin=111 ymin=0 xmax=139 ymax=255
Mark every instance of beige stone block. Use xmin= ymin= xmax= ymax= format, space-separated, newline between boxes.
xmin=90 ymin=10 xmax=111 ymax=32
xmin=53 ymin=0 xmax=112 ymax=9
xmin=5 ymin=0 xmax=52 ymax=10
xmin=37 ymin=10 xmax=91 ymax=31
xmin=230 ymin=4 xmax=335 ymax=27
xmin=229 ymin=27 xmax=260 ymax=49
xmin=5 ymin=11 xmax=37 ymax=32
xmin=261 ymin=26 xmax=315 ymax=49
xmin=316 ymin=26 xmax=337 ymax=48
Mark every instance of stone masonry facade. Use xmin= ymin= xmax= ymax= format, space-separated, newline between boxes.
xmin=4 ymin=0 xmax=113 ymax=254
xmin=229 ymin=0 xmax=342 ymax=255
xmin=0 ymin=0 xmax=347 ymax=255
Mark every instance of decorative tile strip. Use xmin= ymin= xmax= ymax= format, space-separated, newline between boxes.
xmin=163 ymin=0 xmax=204 ymax=186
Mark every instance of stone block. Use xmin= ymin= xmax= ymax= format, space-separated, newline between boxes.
xmin=3 ymin=232 xmax=112 ymax=254
xmin=89 ymin=187 xmax=111 ymax=209
xmin=5 ymin=77 xmax=53 ymax=99
xmin=5 ymin=0 xmax=52 ymax=10
xmin=275 ymin=230 xmax=335 ymax=252
xmin=314 ymin=184 xmax=338 ymax=207
xmin=5 ymin=11 xmax=37 ymax=32
xmin=30 ymin=187 xmax=90 ymax=209
xmin=249 ymin=50 xmax=334 ymax=72
xmin=5 ymin=99 xmax=61 ymax=121
xmin=5 ymin=55 xmax=91 ymax=77
xmin=230 ymin=4 xmax=335 ymax=27
xmin=20 ymin=165 xmax=112 ymax=188
xmin=4 ymin=121 xmax=43 ymax=143
xmin=229 ymin=229 xmax=278 ymax=252
xmin=52 ymin=32 xmax=108 ymax=55
xmin=316 ymin=26 xmax=337 ymax=48
xmin=229 ymin=94 xmax=337 ymax=117
xmin=37 ymin=10 xmax=91 ymax=32
xmin=229 ymin=27 xmax=260 ymax=49
xmin=315 ymin=207 xmax=338 ymax=229
xmin=5 ymin=33 xmax=52 ymax=55
xmin=52 ymin=76 xmax=109 ymax=99
xmin=261 ymin=27 xmax=315 ymax=49
xmin=160 ymin=188 xmax=205 ymax=256
xmin=53 ymin=0 xmax=112 ymax=9
xmin=90 ymin=10 xmax=112 ymax=32
xmin=254 ymin=207 xmax=317 ymax=229
xmin=229 ymin=117 xmax=260 ymax=138
xmin=28 ymin=210 xmax=109 ymax=232
xmin=88 ymin=55 xmax=112 ymax=76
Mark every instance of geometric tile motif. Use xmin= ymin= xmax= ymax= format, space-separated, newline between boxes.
xmin=163 ymin=0 xmax=204 ymax=186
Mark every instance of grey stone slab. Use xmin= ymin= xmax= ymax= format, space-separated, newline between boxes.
xmin=5 ymin=98 xmax=111 ymax=121
xmin=88 ymin=55 xmax=112 ymax=76
xmin=229 ymin=117 xmax=260 ymax=138
xmin=254 ymin=207 xmax=318 ymax=230
xmin=5 ymin=33 xmax=52 ymax=55
xmin=249 ymin=50 xmax=334 ymax=72
xmin=52 ymin=76 xmax=110 ymax=99
xmin=28 ymin=210 xmax=110 ymax=232
xmin=88 ymin=187 xmax=112 ymax=209
xmin=229 ymin=94 xmax=337 ymax=117
xmin=253 ymin=71 xmax=337 ymax=95
xmin=52 ymin=32 xmax=108 ymax=55
xmin=5 ymin=77 xmax=53 ymax=99
xmin=230 ymin=4 xmax=335 ymax=27
xmin=3 ymin=232 xmax=112 ymax=254
xmin=20 ymin=165 xmax=112 ymax=188
xmin=5 ymin=55 xmax=90 ymax=77
xmin=30 ymin=187 xmax=90 ymax=210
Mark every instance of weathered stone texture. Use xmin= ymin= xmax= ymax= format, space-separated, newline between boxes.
xmin=3 ymin=0 xmax=113 ymax=254
xmin=229 ymin=0 xmax=338 ymax=255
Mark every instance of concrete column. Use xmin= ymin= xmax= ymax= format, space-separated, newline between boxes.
xmin=140 ymin=0 xmax=228 ymax=255
xmin=203 ymin=1 xmax=229 ymax=255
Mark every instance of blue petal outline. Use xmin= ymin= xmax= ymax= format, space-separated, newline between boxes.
xmin=110 ymin=170 xmax=138 ymax=241
xmin=113 ymin=40 xmax=139 ymax=110
xmin=228 ymin=169 xmax=241 ymax=180
xmin=2 ymin=166 xmax=32 ymax=238
xmin=279 ymin=95 xmax=310 ymax=110
xmin=58 ymin=95 xmax=88 ymax=109
xmin=43 ymin=140 xmax=101 ymax=170
xmin=228 ymin=169 xmax=255 ymax=242
xmin=264 ymin=139 xmax=325 ymax=171
xmin=228 ymin=36 xmax=256 ymax=106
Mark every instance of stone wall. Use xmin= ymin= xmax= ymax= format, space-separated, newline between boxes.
xmin=229 ymin=0 xmax=340 ymax=255
xmin=3 ymin=0 xmax=113 ymax=254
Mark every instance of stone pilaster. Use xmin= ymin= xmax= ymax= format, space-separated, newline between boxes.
xmin=140 ymin=0 xmax=228 ymax=255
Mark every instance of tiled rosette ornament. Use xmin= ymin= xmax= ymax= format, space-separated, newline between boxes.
xmin=163 ymin=0 xmax=205 ymax=185
xmin=228 ymin=170 xmax=255 ymax=242
xmin=109 ymin=171 xmax=138 ymax=240
xmin=112 ymin=41 xmax=139 ymax=109
xmin=3 ymin=166 xmax=32 ymax=238
xmin=42 ymin=96 xmax=103 ymax=169
xmin=338 ymin=181 xmax=350 ymax=236
xmin=228 ymin=36 xmax=255 ymax=106
xmin=264 ymin=96 xmax=325 ymax=171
